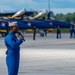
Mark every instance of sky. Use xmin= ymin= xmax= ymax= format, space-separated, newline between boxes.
xmin=0 ymin=0 xmax=75 ymax=14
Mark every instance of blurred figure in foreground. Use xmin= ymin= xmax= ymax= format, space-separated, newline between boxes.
xmin=4 ymin=22 xmax=24 ymax=75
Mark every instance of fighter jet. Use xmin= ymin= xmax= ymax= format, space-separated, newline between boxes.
xmin=10 ymin=9 xmax=55 ymax=29
xmin=0 ymin=9 xmax=56 ymax=37
xmin=0 ymin=17 xmax=34 ymax=37
xmin=15 ymin=9 xmax=73 ymax=28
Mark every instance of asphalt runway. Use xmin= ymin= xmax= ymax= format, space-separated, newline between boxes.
xmin=0 ymin=33 xmax=75 ymax=75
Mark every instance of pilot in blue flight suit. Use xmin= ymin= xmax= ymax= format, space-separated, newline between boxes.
xmin=56 ymin=26 xmax=61 ymax=39
xmin=70 ymin=25 xmax=73 ymax=38
xmin=73 ymin=25 xmax=75 ymax=38
xmin=4 ymin=22 xmax=24 ymax=75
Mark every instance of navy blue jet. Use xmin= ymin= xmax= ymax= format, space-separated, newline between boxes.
xmin=1 ymin=17 xmax=33 ymax=29
xmin=0 ymin=16 xmax=55 ymax=38
xmin=2 ymin=17 xmax=55 ymax=29
xmin=0 ymin=17 xmax=33 ymax=36
xmin=30 ymin=10 xmax=73 ymax=28
xmin=18 ymin=19 xmax=55 ymax=29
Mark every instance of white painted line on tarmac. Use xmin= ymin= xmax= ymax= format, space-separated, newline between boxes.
xmin=0 ymin=48 xmax=75 ymax=59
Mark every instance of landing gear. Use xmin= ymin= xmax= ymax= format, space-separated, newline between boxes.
xmin=0 ymin=32 xmax=7 ymax=37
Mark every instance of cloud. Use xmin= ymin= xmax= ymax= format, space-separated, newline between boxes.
xmin=33 ymin=0 xmax=46 ymax=3
xmin=0 ymin=5 xmax=16 ymax=11
xmin=0 ymin=0 xmax=38 ymax=10
xmin=15 ymin=0 xmax=36 ymax=4
xmin=0 ymin=0 xmax=75 ymax=14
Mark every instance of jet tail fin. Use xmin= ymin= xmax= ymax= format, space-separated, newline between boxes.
xmin=12 ymin=9 xmax=26 ymax=18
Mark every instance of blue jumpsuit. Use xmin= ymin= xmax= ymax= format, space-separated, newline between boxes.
xmin=70 ymin=28 xmax=73 ymax=38
xmin=57 ymin=28 xmax=61 ymax=39
xmin=4 ymin=32 xmax=23 ymax=75
xmin=74 ymin=28 xmax=75 ymax=38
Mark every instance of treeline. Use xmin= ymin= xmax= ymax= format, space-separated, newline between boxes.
xmin=50 ymin=11 xmax=75 ymax=24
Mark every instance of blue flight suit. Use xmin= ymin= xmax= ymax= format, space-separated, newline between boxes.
xmin=4 ymin=32 xmax=23 ymax=75
xmin=70 ymin=28 xmax=73 ymax=38
xmin=74 ymin=28 xmax=75 ymax=38
xmin=57 ymin=28 xmax=61 ymax=39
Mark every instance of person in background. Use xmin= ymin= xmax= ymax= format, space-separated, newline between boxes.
xmin=44 ymin=29 xmax=48 ymax=37
xmin=47 ymin=10 xmax=50 ymax=20
xmin=4 ymin=22 xmax=24 ymax=75
xmin=56 ymin=26 xmax=61 ymax=39
xmin=33 ymin=26 xmax=36 ymax=40
xmin=69 ymin=25 xmax=73 ymax=38
xmin=73 ymin=25 xmax=75 ymax=38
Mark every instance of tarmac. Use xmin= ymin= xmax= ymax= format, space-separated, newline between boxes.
xmin=0 ymin=33 xmax=75 ymax=75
